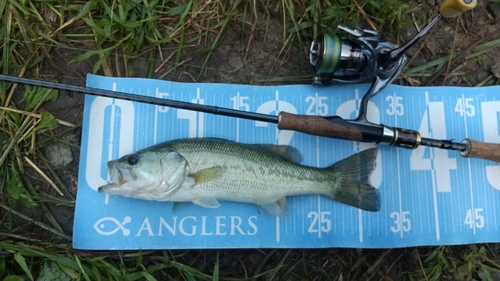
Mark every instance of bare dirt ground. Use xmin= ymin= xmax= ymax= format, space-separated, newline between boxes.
xmin=18 ymin=0 xmax=500 ymax=280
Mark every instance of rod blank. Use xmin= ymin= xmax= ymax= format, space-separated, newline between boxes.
xmin=0 ymin=74 xmax=278 ymax=124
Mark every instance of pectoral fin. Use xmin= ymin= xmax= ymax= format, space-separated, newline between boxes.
xmin=260 ymin=197 xmax=289 ymax=217
xmin=188 ymin=167 xmax=225 ymax=209
xmin=192 ymin=197 xmax=221 ymax=208
xmin=191 ymin=166 xmax=225 ymax=185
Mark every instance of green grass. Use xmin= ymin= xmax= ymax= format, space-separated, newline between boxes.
xmin=1 ymin=0 xmax=499 ymax=280
xmin=403 ymin=36 xmax=500 ymax=86
xmin=405 ymin=246 xmax=500 ymax=281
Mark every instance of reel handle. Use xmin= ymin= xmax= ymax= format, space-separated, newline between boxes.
xmin=383 ymin=0 xmax=477 ymax=65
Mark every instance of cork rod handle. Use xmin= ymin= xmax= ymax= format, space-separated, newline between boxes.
xmin=277 ymin=112 xmax=365 ymax=141
xmin=460 ymin=138 xmax=500 ymax=163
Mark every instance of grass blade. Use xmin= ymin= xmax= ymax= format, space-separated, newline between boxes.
xmin=14 ymin=253 xmax=34 ymax=281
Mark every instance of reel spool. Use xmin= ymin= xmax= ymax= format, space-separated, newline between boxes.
xmin=309 ymin=34 xmax=368 ymax=86
xmin=309 ymin=26 xmax=381 ymax=87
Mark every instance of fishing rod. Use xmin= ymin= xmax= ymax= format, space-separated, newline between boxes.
xmin=0 ymin=74 xmax=498 ymax=163
xmin=1 ymin=0 xmax=499 ymax=163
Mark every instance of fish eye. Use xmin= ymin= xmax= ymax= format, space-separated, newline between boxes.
xmin=127 ymin=154 xmax=140 ymax=165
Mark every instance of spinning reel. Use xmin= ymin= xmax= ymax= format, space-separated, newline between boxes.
xmin=309 ymin=0 xmax=478 ymax=123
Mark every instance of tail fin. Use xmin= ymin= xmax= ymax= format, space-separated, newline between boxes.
xmin=329 ymin=148 xmax=380 ymax=212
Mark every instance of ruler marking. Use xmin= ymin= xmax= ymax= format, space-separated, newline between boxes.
xmin=394 ymin=93 xmax=404 ymax=239
xmin=462 ymin=94 xmax=476 ymax=235
xmin=426 ymin=92 xmax=441 ymax=241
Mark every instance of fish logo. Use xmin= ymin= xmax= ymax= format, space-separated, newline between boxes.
xmin=94 ymin=216 xmax=131 ymax=236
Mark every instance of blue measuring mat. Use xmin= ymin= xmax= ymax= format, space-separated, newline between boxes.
xmin=73 ymin=74 xmax=500 ymax=249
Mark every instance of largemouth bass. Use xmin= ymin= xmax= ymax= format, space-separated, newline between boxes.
xmin=98 ymin=138 xmax=381 ymax=216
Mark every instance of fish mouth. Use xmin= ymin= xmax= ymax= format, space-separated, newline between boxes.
xmin=98 ymin=161 xmax=134 ymax=193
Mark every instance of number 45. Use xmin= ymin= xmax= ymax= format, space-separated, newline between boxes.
xmin=464 ymin=208 xmax=484 ymax=229
xmin=454 ymin=97 xmax=475 ymax=117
